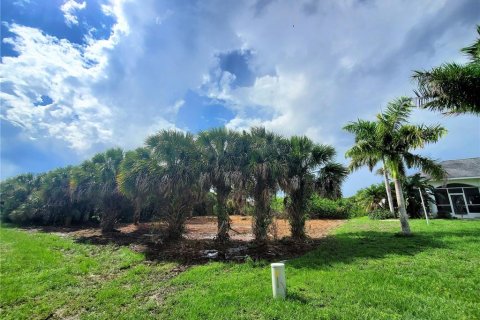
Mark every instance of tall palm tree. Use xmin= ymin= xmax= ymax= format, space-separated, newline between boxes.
xmin=70 ymin=148 xmax=125 ymax=232
xmin=145 ymin=130 xmax=201 ymax=239
xmin=197 ymin=128 xmax=247 ymax=241
xmin=117 ymin=147 xmax=157 ymax=225
xmin=343 ymin=120 xmax=395 ymax=214
xmin=246 ymin=127 xmax=286 ymax=242
xmin=38 ymin=167 xmax=73 ymax=225
xmin=345 ymin=97 xmax=446 ymax=234
xmin=280 ymin=136 xmax=337 ymax=239
xmin=413 ymin=25 xmax=480 ymax=115
xmin=377 ymin=97 xmax=446 ymax=234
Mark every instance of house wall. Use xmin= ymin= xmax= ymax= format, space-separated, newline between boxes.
xmin=429 ymin=177 xmax=480 ymax=219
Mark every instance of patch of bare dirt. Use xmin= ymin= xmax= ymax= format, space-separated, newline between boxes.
xmin=184 ymin=216 xmax=344 ymax=241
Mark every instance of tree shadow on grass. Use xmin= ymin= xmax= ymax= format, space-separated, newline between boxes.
xmin=287 ymin=229 xmax=480 ymax=270
xmin=74 ymin=233 xmax=329 ymax=266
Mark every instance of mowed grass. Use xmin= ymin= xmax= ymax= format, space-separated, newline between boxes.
xmin=0 ymin=227 xmax=176 ymax=319
xmin=1 ymin=218 xmax=479 ymax=319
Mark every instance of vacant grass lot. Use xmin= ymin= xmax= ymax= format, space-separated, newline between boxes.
xmin=1 ymin=218 xmax=479 ymax=319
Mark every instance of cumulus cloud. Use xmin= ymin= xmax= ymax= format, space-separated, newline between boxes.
xmin=61 ymin=0 xmax=87 ymax=26
xmin=1 ymin=23 xmax=113 ymax=151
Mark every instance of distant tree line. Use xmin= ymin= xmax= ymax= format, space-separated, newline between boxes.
xmin=0 ymin=127 xmax=348 ymax=242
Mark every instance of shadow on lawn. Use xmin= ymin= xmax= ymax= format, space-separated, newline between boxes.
xmin=287 ymin=229 xmax=480 ymax=270
xmin=75 ymin=234 xmax=327 ymax=265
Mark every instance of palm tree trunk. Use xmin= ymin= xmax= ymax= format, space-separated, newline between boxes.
xmin=165 ymin=199 xmax=187 ymax=240
xmin=133 ymin=197 xmax=142 ymax=225
xmin=253 ymin=185 xmax=271 ymax=243
xmin=289 ymin=189 xmax=306 ymax=240
xmin=381 ymin=161 xmax=395 ymax=215
xmin=216 ymin=189 xmax=230 ymax=241
xmin=393 ymin=178 xmax=411 ymax=235
xmin=101 ymin=208 xmax=116 ymax=232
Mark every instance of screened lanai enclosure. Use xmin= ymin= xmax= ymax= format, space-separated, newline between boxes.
xmin=433 ymin=184 xmax=480 ymax=218
xmin=428 ymin=158 xmax=480 ymax=219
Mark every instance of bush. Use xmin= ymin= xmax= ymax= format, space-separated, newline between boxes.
xmin=307 ymin=194 xmax=364 ymax=219
xmin=338 ymin=197 xmax=368 ymax=218
xmin=368 ymin=208 xmax=395 ymax=220
xmin=193 ymin=192 xmax=216 ymax=216
xmin=271 ymin=196 xmax=287 ymax=219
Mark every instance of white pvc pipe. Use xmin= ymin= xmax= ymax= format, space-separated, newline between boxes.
xmin=271 ymin=263 xmax=286 ymax=299
xmin=418 ymin=188 xmax=429 ymax=225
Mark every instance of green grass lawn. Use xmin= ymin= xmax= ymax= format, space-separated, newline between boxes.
xmin=1 ymin=218 xmax=479 ymax=319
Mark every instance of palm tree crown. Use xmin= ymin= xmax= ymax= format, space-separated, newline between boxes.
xmin=413 ymin=25 xmax=480 ymax=115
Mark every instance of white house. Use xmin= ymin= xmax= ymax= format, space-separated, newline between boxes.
xmin=429 ymin=157 xmax=480 ymax=219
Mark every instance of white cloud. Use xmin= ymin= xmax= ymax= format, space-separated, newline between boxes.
xmin=1 ymin=0 xmax=183 ymax=156
xmin=0 ymin=24 xmax=111 ymax=151
xmin=60 ymin=0 xmax=87 ymax=26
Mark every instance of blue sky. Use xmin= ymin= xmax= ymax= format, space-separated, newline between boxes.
xmin=1 ymin=0 xmax=479 ymax=196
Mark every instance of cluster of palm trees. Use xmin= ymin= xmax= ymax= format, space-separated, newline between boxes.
xmin=1 ymin=127 xmax=347 ymax=242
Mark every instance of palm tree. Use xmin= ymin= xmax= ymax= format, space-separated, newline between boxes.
xmin=354 ymin=183 xmax=388 ymax=212
xmin=117 ymin=147 xmax=157 ymax=225
xmin=246 ymin=127 xmax=286 ymax=242
xmin=345 ymin=97 xmax=446 ymax=234
xmin=0 ymin=173 xmax=37 ymax=222
xmin=38 ymin=167 xmax=73 ymax=225
xmin=374 ymin=167 xmax=396 ymax=216
xmin=402 ymin=173 xmax=435 ymax=218
xmin=377 ymin=97 xmax=446 ymax=234
xmin=280 ymin=136 xmax=337 ymax=239
xmin=197 ymin=128 xmax=247 ymax=241
xmin=315 ymin=162 xmax=349 ymax=200
xmin=145 ymin=130 xmax=201 ymax=239
xmin=70 ymin=148 xmax=125 ymax=232
xmin=343 ymin=120 xmax=395 ymax=214
xmin=413 ymin=25 xmax=480 ymax=115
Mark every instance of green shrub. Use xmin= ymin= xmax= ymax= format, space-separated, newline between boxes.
xmin=271 ymin=196 xmax=287 ymax=218
xmin=368 ymin=208 xmax=395 ymax=220
xmin=305 ymin=194 xmax=367 ymax=219
xmin=193 ymin=193 xmax=216 ymax=216
xmin=338 ymin=197 xmax=368 ymax=218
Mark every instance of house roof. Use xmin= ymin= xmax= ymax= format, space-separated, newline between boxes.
xmin=435 ymin=157 xmax=480 ymax=180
